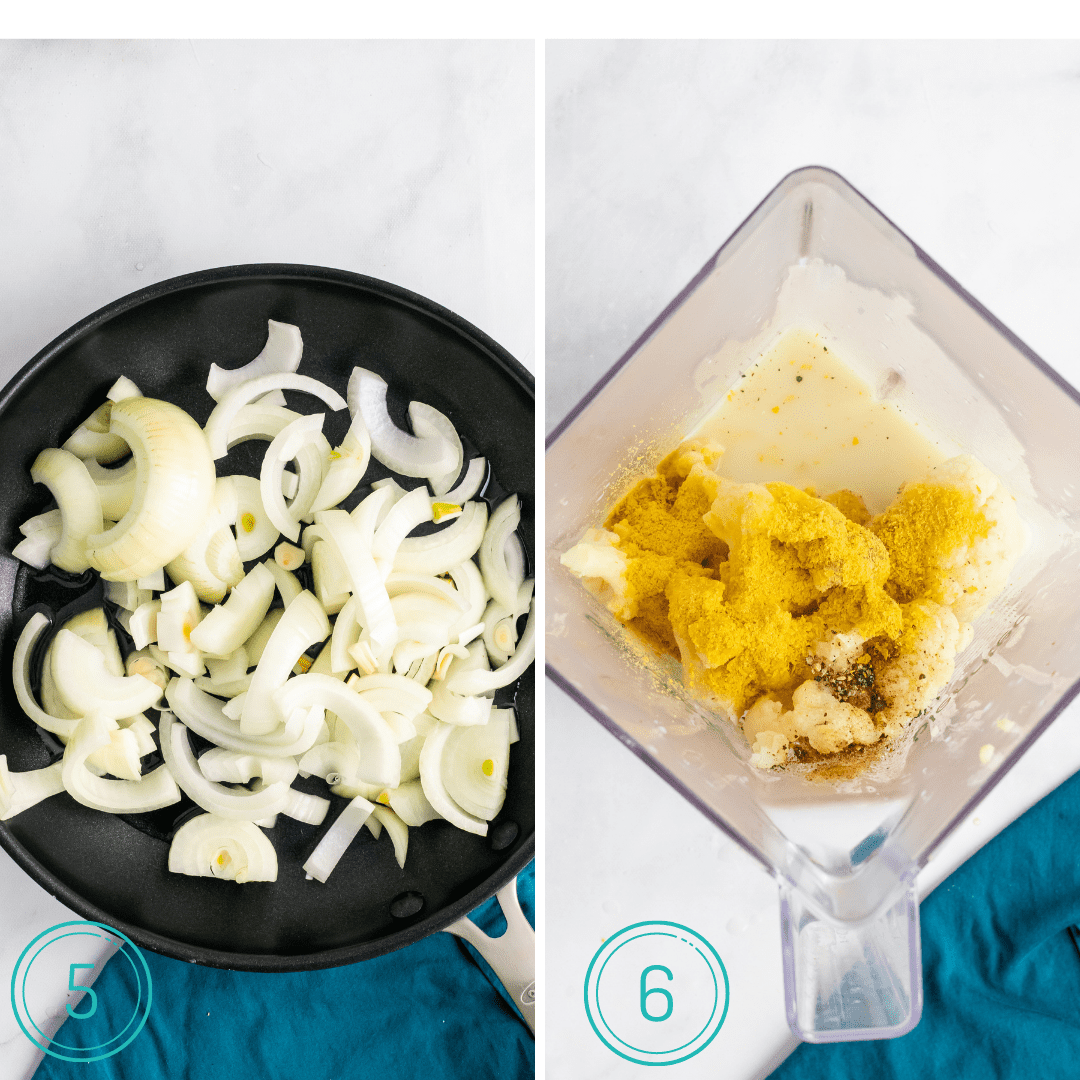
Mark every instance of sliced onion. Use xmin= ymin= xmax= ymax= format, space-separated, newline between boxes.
xmin=12 ymin=613 xmax=80 ymax=739
xmin=479 ymin=494 xmax=522 ymax=612
xmin=259 ymin=412 xmax=328 ymax=542
xmin=166 ymin=678 xmax=323 ymax=758
xmin=371 ymin=486 xmax=433 ymax=577
xmin=86 ymin=397 xmax=217 ymax=581
xmin=316 ymin=509 xmax=396 ymax=651
xmin=419 ymin=721 xmax=488 ymax=836
xmin=206 ymin=320 xmax=303 ymax=402
xmin=409 ymin=401 xmax=463 ymax=497
xmin=393 ymin=501 xmax=487 ymax=576
xmin=348 ymin=368 xmax=457 ymax=478
xmin=62 ymin=402 xmax=130 ymax=463
xmin=448 ymin=601 xmax=535 ymax=697
xmin=189 ymin=562 xmax=275 ymax=657
xmin=264 ymin=556 xmax=303 ymax=608
xmin=387 ymin=778 xmax=442 ymax=826
xmin=349 ymin=673 xmax=433 ymax=721
xmin=0 ymin=756 xmax=65 ymax=821
xmin=303 ymin=795 xmax=375 ymax=883
xmin=169 ymin=813 xmax=278 ymax=882
xmin=298 ymin=741 xmax=361 ymax=785
xmin=311 ymin=417 xmax=371 ymax=513
xmin=275 ymin=673 xmax=400 ymax=788
xmin=50 ymin=629 xmax=163 ymax=719
xmin=330 ymin=595 xmax=361 ymax=675
xmin=197 ymin=748 xmax=298 ymax=786
xmin=19 ymin=508 xmax=64 ymax=536
xmin=159 ymin=710 xmax=290 ymax=820
xmin=204 ymin=373 xmax=346 ymax=459
xmin=442 ymin=457 xmax=487 ymax=504
xmin=83 ymin=456 xmax=137 ymax=520
xmin=30 ymin=448 xmax=103 ymax=573
xmin=63 ymin=714 xmax=180 ymax=814
xmin=428 ymin=642 xmax=494 ymax=726
xmin=12 ymin=528 xmax=60 ymax=570
xmin=241 ymin=591 xmax=329 ymax=735
xmin=371 ymin=804 xmax=409 ymax=868
xmin=165 ymin=478 xmax=241 ymax=603
xmin=442 ymin=710 xmax=511 ymax=819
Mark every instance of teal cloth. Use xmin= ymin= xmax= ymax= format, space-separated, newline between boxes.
xmin=770 ymin=772 xmax=1080 ymax=1080
xmin=33 ymin=862 xmax=533 ymax=1080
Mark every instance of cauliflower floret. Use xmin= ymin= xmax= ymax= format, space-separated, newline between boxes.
xmin=876 ymin=598 xmax=962 ymax=738
xmin=559 ymin=528 xmax=631 ymax=617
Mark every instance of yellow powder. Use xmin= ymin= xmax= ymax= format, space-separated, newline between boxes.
xmin=563 ymin=438 xmax=1022 ymax=773
xmin=870 ymin=482 xmax=990 ymax=605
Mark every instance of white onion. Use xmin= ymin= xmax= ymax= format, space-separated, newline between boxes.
xmin=204 ymin=373 xmax=346 ymax=459
xmin=159 ymin=710 xmax=291 ymax=820
xmin=63 ymin=714 xmax=180 ymax=814
xmin=449 ymin=600 xmax=535 ymax=697
xmin=409 ymin=401 xmax=463 ymax=497
xmin=393 ymin=501 xmax=487 ymax=576
xmin=206 ymin=320 xmax=304 ymax=402
xmin=86 ymin=397 xmax=217 ymax=581
xmin=303 ymin=795 xmax=375 ymax=883
xmin=441 ymin=457 xmax=487 ymax=504
xmin=169 ymin=813 xmax=278 ymax=882
xmin=348 ymin=368 xmax=457 ymax=478
xmin=241 ymin=590 xmax=329 ymax=736
xmin=419 ymin=721 xmax=487 ymax=836
xmin=0 ymin=756 xmax=66 ymax=821
xmin=30 ymin=448 xmax=103 ymax=573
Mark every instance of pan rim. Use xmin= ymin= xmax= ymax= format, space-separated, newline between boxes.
xmin=0 ymin=263 xmax=535 ymax=971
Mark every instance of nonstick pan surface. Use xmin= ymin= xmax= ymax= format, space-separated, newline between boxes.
xmin=0 ymin=265 xmax=534 ymax=971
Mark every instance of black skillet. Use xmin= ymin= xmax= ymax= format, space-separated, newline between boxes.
xmin=0 ymin=265 xmax=534 ymax=971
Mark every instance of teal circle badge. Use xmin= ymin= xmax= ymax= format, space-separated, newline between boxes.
xmin=584 ymin=921 xmax=729 ymax=1066
xmin=11 ymin=921 xmax=152 ymax=1063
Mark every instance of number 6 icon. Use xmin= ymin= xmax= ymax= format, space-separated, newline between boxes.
xmin=639 ymin=964 xmax=674 ymax=1022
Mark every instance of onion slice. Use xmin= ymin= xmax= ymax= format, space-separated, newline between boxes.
xmin=206 ymin=320 xmax=303 ymax=402
xmin=409 ymin=401 xmax=462 ymax=497
xmin=348 ymin=368 xmax=457 ymax=478
xmin=169 ymin=813 xmax=278 ymax=882
xmin=448 ymin=601 xmax=535 ymax=696
xmin=204 ymin=373 xmax=346 ymax=459
xmin=85 ymin=397 xmax=217 ymax=581
xmin=303 ymin=795 xmax=375 ymax=883
xmin=419 ymin=721 xmax=488 ymax=836
xmin=0 ymin=756 xmax=65 ymax=820
xmin=63 ymin=714 xmax=181 ymax=814
xmin=12 ymin=613 xmax=81 ymax=739
xmin=276 ymin=673 xmax=401 ymax=788
xmin=30 ymin=448 xmax=103 ymax=573
xmin=159 ymin=710 xmax=291 ymax=820
xmin=479 ymin=494 xmax=523 ymax=612
xmin=393 ymin=501 xmax=488 ymax=576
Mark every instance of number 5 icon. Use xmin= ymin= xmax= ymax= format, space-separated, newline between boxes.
xmin=640 ymin=964 xmax=674 ymax=1022
xmin=66 ymin=964 xmax=98 ymax=1020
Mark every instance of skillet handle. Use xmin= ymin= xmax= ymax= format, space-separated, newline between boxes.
xmin=443 ymin=875 xmax=536 ymax=1035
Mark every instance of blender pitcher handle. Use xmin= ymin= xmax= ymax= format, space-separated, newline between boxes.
xmin=778 ymin=879 xmax=923 ymax=1042
xmin=443 ymin=876 xmax=536 ymax=1035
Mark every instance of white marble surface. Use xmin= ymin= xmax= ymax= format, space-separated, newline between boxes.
xmin=546 ymin=40 xmax=1080 ymax=1079
xmin=0 ymin=39 xmax=532 ymax=1079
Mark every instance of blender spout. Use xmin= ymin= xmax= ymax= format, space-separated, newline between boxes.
xmin=779 ymin=876 xmax=923 ymax=1042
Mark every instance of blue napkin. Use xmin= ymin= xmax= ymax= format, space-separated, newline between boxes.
xmin=769 ymin=771 xmax=1080 ymax=1080
xmin=33 ymin=862 xmax=534 ymax=1080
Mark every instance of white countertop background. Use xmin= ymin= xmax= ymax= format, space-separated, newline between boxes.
xmin=545 ymin=39 xmax=1080 ymax=1080
xmin=0 ymin=39 xmax=533 ymax=1080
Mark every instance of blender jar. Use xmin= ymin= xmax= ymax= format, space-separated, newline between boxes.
xmin=545 ymin=165 xmax=1080 ymax=1042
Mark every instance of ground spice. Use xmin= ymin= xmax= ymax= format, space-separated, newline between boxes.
xmin=563 ymin=438 xmax=1022 ymax=774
